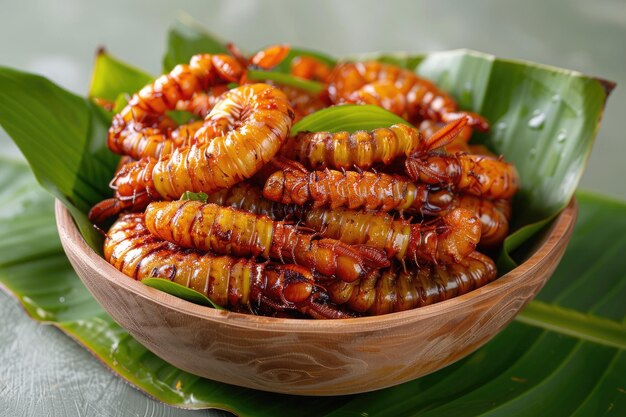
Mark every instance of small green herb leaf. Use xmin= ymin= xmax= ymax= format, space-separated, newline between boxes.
xmin=180 ymin=191 xmax=208 ymax=203
xmin=291 ymin=104 xmax=410 ymax=135
xmin=247 ymin=69 xmax=324 ymax=94
xmin=141 ymin=278 xmax=223 ymax=309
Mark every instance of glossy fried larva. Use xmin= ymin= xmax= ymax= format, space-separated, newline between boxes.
xmin=89 ymin=84 xmax=295 ymax=222
xmin=327 ymin=61 xmax=489 ymax=130
xmin=204 ymin=183 xmax=498 ymax=253
xmin=453 ymin=194 xmax=511 ymax=248
xmin=301 ymin=207 xmax=481 ymax=265
xmin=170 ymin=83 xmax=294 ymax=182
xmin=281 ymin=124 xmax=420 ymax=170
xmin=111 ymin=118 xmax=208 ymax=161
xmin=323 ymin=251 xmax=497 ymax=315
xmin=145 ymin=200 xmax=389 ymax=282
xmin=88 ymin=158 xmax=159 ymax=223
xmin=248 ymin=44 xmax=291 ymax=70
xmin=290 ymin=55 xmax=333 ymax=83
xmin=405 ymin=151 xmax=520 ymax=200
xmin=344 ymin=80 xmax=407 ymax=117
xmin=105 ymin=213 xmax=352 ymax=319
xmin=108 ymin=54 xmax=245 ymax=159
xmin=274 ymin=84 xmax=328 ymax=122
xmin=280 ymin=118 xmax=467 ymax=171
xmin=204 ymin=182 xmax=305 ymax=220
xmin=175 ymin=86 xmax=230 ymax=119
xmin=262 ymin=159 xmax=455 ymax=214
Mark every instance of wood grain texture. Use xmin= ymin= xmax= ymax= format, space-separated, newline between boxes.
xmin=56 ymin=199 xmax=577 ymax=396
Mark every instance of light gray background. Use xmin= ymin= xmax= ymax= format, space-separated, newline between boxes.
xmin=0 ymin=0 xmax=624 ymax=416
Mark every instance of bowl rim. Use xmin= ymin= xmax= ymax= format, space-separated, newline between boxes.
xmin=55 ymin=198 xmax=577 ymax=334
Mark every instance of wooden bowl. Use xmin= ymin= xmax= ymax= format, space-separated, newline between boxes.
xmin=56 ymin=199 xmax=577 ymax=396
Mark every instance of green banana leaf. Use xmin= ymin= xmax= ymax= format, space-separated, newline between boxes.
xmin=0 ymin=158 xmax=624 ymax=415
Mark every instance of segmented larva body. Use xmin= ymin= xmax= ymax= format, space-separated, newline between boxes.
xmin=145 ymin=200 xmax=389 ymax=282
xmin=301 ymin=207 xmax=481 ymax=265
xmin=280 ymin=124 xmax=421 ymax=170
xmin=205 ymin=183 xmax=503 ymax=250
xmin=88 ymin=158 xmax=159 ymax=223
xmin=281 ymin=118 xmax=467 ymax=171
xmin=262 ymin=161 xmax=455 ymax=214
xmin=290 ymin=55 xmax=333 ymax=83
xmin=104 ymin=213 xmax=319 ymax=314
xmin=274 ymin=84 xmax=328 ymax=122
xmin=175 ymin=87 xmax=230 ymax=119
xmin=108 ymin=54 xmax=244 ymax=160
xmin=405 ymin=152 xmax=520 ymax=200
xmin=327 ymin=61 xmax=489 ymax=130
xmin=454 ymin=194 xmax=511 ymax=248
xmin=324 ymin=251 xmax=497 ymax=315
xmin=88 ymin=84 xmax=294 ymax=223
xmin=158 ymin=83 xmax=294 ymax=194
xmin=249 ymin=44 xmax=291 ymax=70
xmin=344 ymin=80 xmax=407 ymax=117
xmin=204 ymin=182 xmax=305 ymax=220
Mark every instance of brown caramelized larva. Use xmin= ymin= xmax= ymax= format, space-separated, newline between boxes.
xmin=262 ymin=159 xmax=455 ymax=215
xmin=89 ymin=83 xmax=295 ymax=223
xmin=323 ymin=251 xmax=497 ymax=315
xmin=327 ymin=61 xmax=489 ymax=130
xmin=280 ymin=118 xmax=467 ymax=171
xmin=290 ymin=55 xmax=333 ymax=83
xmin=108 ymin=54 xmax=245 ymax=160
xmin=405 ymin=151 xmax=520 ymax=200
xmin=105 ymin=213 xmax=351 ymax=319
xmin=272 ymin=84 xmax=328 ymax=122
xmin=206 ymin=182 xmax=507 ymax=251
xmin=144 ymin=200 xmax=389 ymax=283
xmin=453 ymin=194 xmax=511 ymax=248
xmin=300 ymin=206 xmax=481 ymax=265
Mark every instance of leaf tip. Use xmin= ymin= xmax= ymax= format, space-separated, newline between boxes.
xmin=95 ymin=46 xmax=107 ymax=57
xmin=594 ymin=77 xmax=617 ymax=101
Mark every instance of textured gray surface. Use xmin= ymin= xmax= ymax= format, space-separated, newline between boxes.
xmin=0 ymin=0 xmax=624 ymax=416
xmin=0 ymin=291 xmax=231 ymax=417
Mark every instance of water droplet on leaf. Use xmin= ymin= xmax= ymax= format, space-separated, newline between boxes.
xmin=528 ymin=111 xmax=546 ymax=129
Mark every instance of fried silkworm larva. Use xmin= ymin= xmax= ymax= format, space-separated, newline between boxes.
xmin=327 ymin=61 xmax=489 ymax=130
xmin=145 ymin=200 xmax=389 ymax=282
xmin=108 ymin=53 xmax=245 ymax=159
xmin=290 ymin=55 xmax=333 ymax=83
xmin=453 ymin=194 xmax=511 ymax=248
xmin=105 ymin=212 xmax=352 ymax=319
xmin=248 ymin=44 xmax=291 ymax=70
xmin=280 ymin=118 xmax=467 ymax=171
xmin=298 ymin=206 xmax=481 ymax=265
xmin=206 ymin=183 xmax=495 ymax=254
xmin=405 ymin=150 xmax=520 ymax=200
xmin=344 ymin=80 xmax=407 ymax=117
xmin=323 ymin=251 xmax=497 ymax=315
xmin=273 ymin=84 xmax=329 ymax=122
xmin=89 ymin=83 xmax=294 ymax=223
xmin=175 ymin=86 xmax=230 ymax=119
xmin=204 ymin=182 xmax=305 ymax=220
xmin=262 ymin=158 xmax=455 ymax=214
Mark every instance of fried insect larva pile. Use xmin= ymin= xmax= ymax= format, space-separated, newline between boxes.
xmin=90 ymin=45 xmax=520 ymax=319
